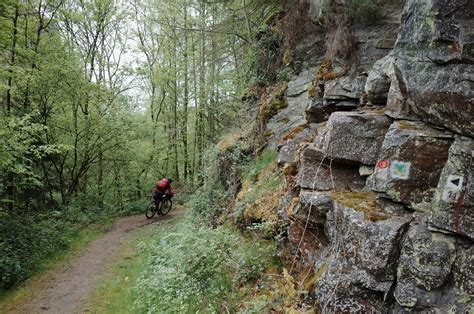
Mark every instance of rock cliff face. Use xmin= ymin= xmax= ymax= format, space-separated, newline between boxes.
xmin=267 ymin=0 xmax=473 ymax=311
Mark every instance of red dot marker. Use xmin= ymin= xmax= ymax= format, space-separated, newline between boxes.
xmin=377 ymin=160 xmax=388 ymax=169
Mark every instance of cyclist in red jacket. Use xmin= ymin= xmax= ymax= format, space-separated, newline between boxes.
xmin=153 ymin=178 xmax=173 ymax=208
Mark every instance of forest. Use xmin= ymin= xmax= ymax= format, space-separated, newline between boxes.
xmin=0 ymin=0 xmax=282 ymax=292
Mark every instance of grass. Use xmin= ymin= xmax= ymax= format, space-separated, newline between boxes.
xmin=84 ymin=217 xmax=183 ymax=314
xmin=0 ymin=222 xmax=113 ymax=312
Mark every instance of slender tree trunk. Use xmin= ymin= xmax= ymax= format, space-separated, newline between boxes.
xmin=191 ymin=33 xmax=199 ymax=186
xmin=182 ymin=0 xmax=189 ymax=183
xmin=173 ymin=37 xmax=180 ymax=181
xmin=197 ymin=1 xmax=206 ymax=184
xmin=6 ymin=4 xmax=19 ymax=116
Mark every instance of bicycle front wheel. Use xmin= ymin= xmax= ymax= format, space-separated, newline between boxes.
xmin=145 ymin=201 xmax=156 ymax=219
xmin=160 ymin=198 xmax=172 ymax=216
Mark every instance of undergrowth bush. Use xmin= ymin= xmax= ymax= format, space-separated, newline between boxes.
xmin=188 ymin=143 xmax=251 ymax=221
xmin=120 ymin=200 xmax=149 ymax=216
xmin=243 ymin=149 xmax=278 ymax=181
xmin=0 ymin=201 xmax=117 ymax=291
xmin=133 ymin=219 xmax=278 ymax=313
xmin=0 ymin=211 xmax=78 ymax=291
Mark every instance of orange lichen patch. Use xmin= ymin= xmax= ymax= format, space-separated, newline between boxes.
xmin=330 ymin=191 xmax=391 ymax=222
xmin=243 ymin=194 xmax=280 ymax=223
xmin=286 ymin=197 xmax=300 ymax=216
xmin=281 ymin=124 xmax=308 ymax=141
xmin=216 ymin=133 xmax=241 ymax=152
xmin=449 ymin=42 xmax=461 ymax=54
xmin=315 ymin=58 xmax=338 ymax=82
xmin=307 ymin=83 xmax=318 ymax=97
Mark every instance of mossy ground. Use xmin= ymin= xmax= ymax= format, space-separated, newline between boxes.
xmin=217 ymin=132 xmax=242 ymax=152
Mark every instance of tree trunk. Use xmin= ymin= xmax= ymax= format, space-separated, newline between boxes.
xmin=182 ymin=0 xmax=189 ymax=183
xmin=6 ymin=4 xmax=19 ymax=116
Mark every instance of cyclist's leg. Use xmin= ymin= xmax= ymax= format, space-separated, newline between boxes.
xmin=156 ymin=193 xmax=164 ymax=214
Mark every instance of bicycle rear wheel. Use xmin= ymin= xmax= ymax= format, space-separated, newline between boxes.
xmin=145 ymin=201 xmax=157 ymax=219
xmin=160 ymin=198 xmax=172 ymax=216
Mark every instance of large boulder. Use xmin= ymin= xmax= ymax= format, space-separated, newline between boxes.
xmin=323 ymin=76 xmax=366 ymax=100
xmin=364 ymin=55 xmax=391 ymax=103
xmin=352 ymin=0 xmax=405 ymax=71
xmin=326 ymin=201 xmax=412 ymax=282
xmin=287 ymin=67 xmax=316 ymax=97
xmin=395 ymin=0 xmax=474 ymax=63
xmin=296 ymin=144 xmax=366 ymax=191
xmin=429 ymin=136 xmax=474 ymax=239
xmin=368 ymin=120 xmax=453 ymax=210
xmin=453 ymin=242 xmax=474 ymax=296
xmin=314 ymin=259 xmax=387 ymax=312
xmin=385 ymin=59 xmax=474 ymax=136
xmin=394 ymin=217 xmax=459 ymax=311
xmin=314 ymin=200 xmax=411 ymax=312
xmin=318 ymin=111 xmax=392 ymax=165
xmin=277 ymin=125 xmax=316 ymax=167
xmin=383 ymin=0 xmax=474 ymax=136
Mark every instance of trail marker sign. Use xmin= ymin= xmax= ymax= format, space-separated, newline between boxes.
xmin=442 ymin=175 xmax=464 ymax=203
xmin=375 ymin=159 xmax=389 ymax=179
xmin=390 ymin=160 xmax=411 ymax=180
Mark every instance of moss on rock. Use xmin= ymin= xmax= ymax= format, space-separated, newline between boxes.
xmin=259 ymin=83 xmax=289 ymax=122
xmin=330 ymin=191 xmax=391 ymax=222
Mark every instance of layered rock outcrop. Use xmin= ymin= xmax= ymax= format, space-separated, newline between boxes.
xmin=265 ymin=0 xmax=473 ymax=311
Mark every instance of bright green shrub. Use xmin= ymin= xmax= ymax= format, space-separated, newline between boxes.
xmin=133 ymin=219 xmax=277 ymax=313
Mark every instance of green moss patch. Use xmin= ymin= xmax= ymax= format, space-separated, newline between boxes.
xmin=259 ymin=83 xmax=288 ymax=122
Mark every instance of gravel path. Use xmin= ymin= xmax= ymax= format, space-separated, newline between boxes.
xmin=7 ymin=210 xmax=184 ymax=314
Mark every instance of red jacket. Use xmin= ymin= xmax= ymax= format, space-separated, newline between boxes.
xmin=155 ymin=179 xmax=173 ymax=196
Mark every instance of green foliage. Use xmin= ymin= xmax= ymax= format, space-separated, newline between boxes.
xmin=0 ymin=205 xmax=113 ymax=291
xmin=243 ymin=149 xmax=278 ymax=181
xmin=0 ymin=0 xmax=284 ymax=296
xmin=133 ymin=219 xmax=277 ymax=313
xmin=187 ymin=181 xmax=227 ymax=221
xmin=119 ymin=200 xmax=149 ymax=216
xmin=0 ymin=113 xmax=65 ymax=206
xmin=188 ymin=143 xmax=251 ymax=220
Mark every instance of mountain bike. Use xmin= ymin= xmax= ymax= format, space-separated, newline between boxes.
xmin=145 ymin=195 xmax=172 ymax=219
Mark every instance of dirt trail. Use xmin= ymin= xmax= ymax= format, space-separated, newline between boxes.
xmin=7 ymin=209 xmax=185 ymax=314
